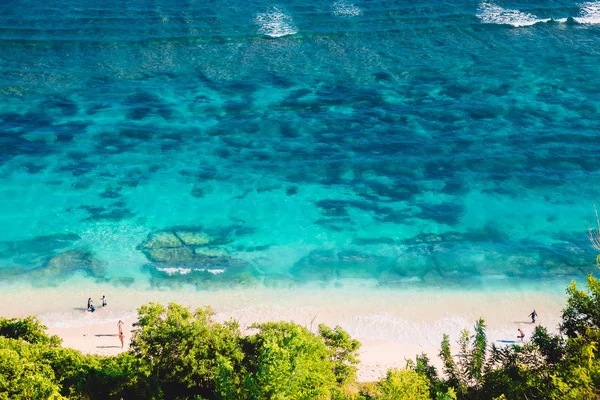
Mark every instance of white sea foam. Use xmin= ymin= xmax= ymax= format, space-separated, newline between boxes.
xmin=342 ymin=314 xmax=468 ymax=346
xmin=477 ymin=2 xmax=550 ymax=27
xmin=575 ymin=1 xmax=600 ymax=23
xmin=38 ymin=310 xmax=137 ymax=328
xmin=204 ymin=268 xmax=225 ymax=275
xmin=157 ymin=267 xmax=192 ymax=275
xmin=156 ymin=267 xmax=225 ymax=276
xmin=254 ymin=7 xmax=297 ymax=38
xmin=332 ymin=1 xmax=363 ymax=17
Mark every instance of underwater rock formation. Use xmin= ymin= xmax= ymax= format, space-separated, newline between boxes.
xmin=30 ymin=248 xmax=107 ymax=282
xmin=137 ymin=227 xmax=248 ymax=273
xmin=0 ymin=233 xmax=81 ymax=259
xmin=290 ymin=249 xmax=390 ymax=282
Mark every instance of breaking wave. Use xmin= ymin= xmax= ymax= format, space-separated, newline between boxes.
xmin=575 ymin=1 xmax=600 ymax=23
xmin=476 ymin=2 xmax=549 ymax=27
xmin=254 ymin=7 xmax=298 ymax=37
xmin=332 ymin=1 xmax=363 ymax=18
xmin=477 ymin=1 xmax=600 ymax=27
xmin=156 ymin=267 xmax=226 ymax=276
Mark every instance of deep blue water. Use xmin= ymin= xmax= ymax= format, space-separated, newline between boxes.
xmin=1 ymin=0 xmax=599 ymax=290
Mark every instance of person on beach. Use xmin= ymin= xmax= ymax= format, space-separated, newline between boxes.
xmin=529 ymin=309 xmax=537 ymax=323
xmin=87 ymin=298 xmax=95 ymax=312
xmin=118 ymin=320 xmax=124 ymax=335
xmin=119 ymin=331 xmax=124 ymax=349
xmin=517 ymin=328 xmax=525 ymax=342
xmin=101 ymin=295 xmax=107 ymax=307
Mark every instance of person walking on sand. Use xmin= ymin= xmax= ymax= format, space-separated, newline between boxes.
xmin=101 ymin=295 xmax=107 ymax=307
xmin=517 ymin=328 xmax=525 ymax=342
xmin=119 ymin=331 xmax=125 ymax=349
xmin=529 ymin=309 xmax=538 ymax=323
xmin=118 ymin=320 xmax=124 ymax=335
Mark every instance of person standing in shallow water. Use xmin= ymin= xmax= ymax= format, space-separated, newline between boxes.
xmin=529 ymin=309 xmax=538 ymax=323
xmin=87 ymin=298 xmax=95 ymax=312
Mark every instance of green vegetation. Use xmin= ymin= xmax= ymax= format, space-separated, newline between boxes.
xmin=2 ymin=275 xmax=600 ymax=399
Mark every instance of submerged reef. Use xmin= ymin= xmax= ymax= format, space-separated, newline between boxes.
xmin=33 ymin=248 xmax=107 ymax=281
xmin=0 ymin=233 xmax=81 ymax=264
xmin=137 ymin=226 xmax=254 ymax=288
xmin=0 ymin=247 xmax=108 ymax=286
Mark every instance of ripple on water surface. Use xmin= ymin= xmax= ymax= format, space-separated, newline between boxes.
xmin=0 ymin=0 xmax=598 ymax=292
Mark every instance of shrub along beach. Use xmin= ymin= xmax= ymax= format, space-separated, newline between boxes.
xmin=1 ymin=275 xmax=600 ymax=399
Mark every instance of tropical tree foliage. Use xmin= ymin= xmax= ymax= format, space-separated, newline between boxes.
xmin=375 ymin=369 xmax=430 ymax=400
xmin=0 ymin=316 xmax=61 ymax=346
xmin=318 ymin=324 xmax=361 ymax=385
xmin=217 ymin=321 xmax=338 ymax=399
xmin=129 ymin=302 xmax=243 ymax=399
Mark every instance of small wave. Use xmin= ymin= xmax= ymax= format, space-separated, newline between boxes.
xmin=254 ymin=7 xmax=297 ymax=38
xmin=39 ymin=310 xmax=136 ymax=328
xmin=477 ymin=2 xmax=550 ymax=27
xmin=575 ymin=1 xmax=600 ymax=23
xmin=332 ymin=1 xmax=363 ymax=18
xmin=206 ymin=269 xmax=225 ymax=275
xmin=156 ymin=267 xmax=225 ymax=276
xmin=342 ymin=314 xmax=468 ymax=346
xmin=157 ymin=267 xmax=192 ymax=275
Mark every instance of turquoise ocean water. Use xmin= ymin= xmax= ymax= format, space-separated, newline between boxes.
xmin=1 ymin=0 xmax=599 ymax=292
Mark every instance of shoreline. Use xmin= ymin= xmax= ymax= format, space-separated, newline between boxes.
xmin=46 ymin=320 xmax=453 ymax=382
xmin=0 ymin=282 xmax=567 ymax=382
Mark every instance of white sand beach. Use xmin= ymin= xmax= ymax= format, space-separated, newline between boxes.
xmin=0 ymin=282 xmax=567 ymax=382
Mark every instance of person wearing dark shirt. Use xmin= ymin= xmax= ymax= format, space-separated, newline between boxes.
xmin=529 ymin=310 xmax=538 ymax=323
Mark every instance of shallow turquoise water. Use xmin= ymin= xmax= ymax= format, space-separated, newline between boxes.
xmin=0 ymin=0 xmax=599 ymax=290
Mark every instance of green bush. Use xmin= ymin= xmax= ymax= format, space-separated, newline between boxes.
xmin=0 ymin=338 xmax=64 ymax=400
xmin=0 ymin=317 xmax=60 ymax=346
xmin=129 ymin=302 xmax=243 ymax=399
xmin=217 ymin=321 xmax=338 ymax=399
xmin=75 ymin=352 xmax=155 ymax=400
xmin=319 ymin=324 xmax=361 ymax=385
xmin=561 ymin=275 xmax=600 ymax=339
xmin=375 ymin=369 xmax=430 ymax=400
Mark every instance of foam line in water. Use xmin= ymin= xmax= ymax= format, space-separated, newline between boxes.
xmin=157 ymin=267 xmax=192 ymax=275
xmin=156 ymin=267 xmax=226 ymax=276
xmin=342 ymin=314 xmax=468 ymax=346
xmin=477 ymin=2 xmax=550 ymax=27
xmin=254 ymin=7 xmax=298 ymax=38
xmin=38 ymin=310 xmax=137 ymax=328
xmin=331 ymin=1 xmax=363 ymax=18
